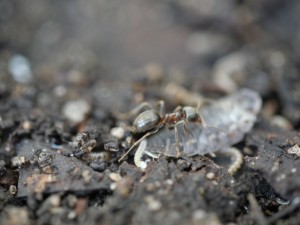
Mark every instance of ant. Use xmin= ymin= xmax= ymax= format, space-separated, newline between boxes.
xmin=118 ymin=100 xmax=204 ymax=162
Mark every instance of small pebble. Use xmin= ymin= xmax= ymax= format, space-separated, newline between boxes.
xmin=270 ymin=115 xmax=293 ymax=130
xmin=67 ymin=211 xmax=77 ymax=220
xmin=145 ymin=196 xmax=162 ymax=211
xmin=66 ymin=195 xmax=78 ymax=208
xmin=206 ymin=172 xmax=215 ymax=180
xmin=110 ymin=127 xmax=125 ymax=139
xmin=21 ymin=121 xmax=32 ymax=130
xmin=62 ymin=99 xmax=91 ymax=124
xmin=185 ymin=31 xmax=233 ymax=56
xmin=139 ymin=161 xmax=147 ymax=170
xmin=192 ymin=209 xmax=206 ymax=220
xmin=48 ymin=194 xmax=61 ymax=207
xmin=287 ymin=145 xmax=300 ymax=157
xmin=109 ymin=173 xmax=122 ymax=182
xmin=8 ymin=54 xmax=33 ymax=83
xmin=82 ymin=170 xmax=92 ymax=183
xmin=9 ymin=185 xmax=17 ymax=195
xmin=42 ymin=165 xmax=52 ymax=174
xmin=11 ymin=156 xmax=27 ymax=167
xmin=1 ymin=207 xmax=30 ymax=225
xmin=53 ymin=85 xmax=67 ymax=97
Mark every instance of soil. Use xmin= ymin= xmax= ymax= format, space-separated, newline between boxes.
xmin=0 ymin=1 xmax=300 ymax=225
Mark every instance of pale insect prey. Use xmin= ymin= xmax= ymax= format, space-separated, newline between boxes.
xmin=121 ymin=89 xmax=262 ymax=173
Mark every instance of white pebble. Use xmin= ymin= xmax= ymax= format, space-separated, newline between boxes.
xmin=287 ymin=145 xmax=300 ymax=157
xmin=139 ymin=161 xmax=147 ymax=170
xmin=145 ymin=196 xmax=162 ymax=211
xmin=8 ymin=54 xmax=33 ymax=83
xmin=62 ymin=99 xmax=91 ymax=124
xmin=206 ymin=172 xmax=215 ymax=180
xmin=110 ymin=127 xmax=125 ymax=139
xmin=109 ymin=173 xmax=122 ymax=182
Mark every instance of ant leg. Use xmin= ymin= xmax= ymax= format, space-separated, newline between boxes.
xmin=182 ymin=121 xmax=189 ymax=138
xmin=157 ymin=100 xmax=165 ymax=118
xmin=114 ymin=102 xmax=153 ymax=120
xmin=118 ymin=128 xmax=160 ymax=162
xmin=173 ymin=105 xmax=182 ymax=112
xmin=174 ymin=126 xmax=181 ymax=157
xmin=196 ymin=98 xmax=217 ymax=111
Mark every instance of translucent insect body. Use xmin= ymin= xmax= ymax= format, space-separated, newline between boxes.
xmin=122 ymin=88 xmax=262 ymax=170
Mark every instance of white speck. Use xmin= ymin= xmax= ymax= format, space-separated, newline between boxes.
xmin=269 ymin=51 xmax=285 ymax=68
xmin=67 ymin=211 xmax=76 ymax=220
xmin=212 ymin=181 xmax=218 ymax=186
xmin=140 ymin=161 xmax=147 ymax=170
xmin=276 ymin=174 xmax=286 ymax=182
xmin=62 ymin=99 xmax=91 ymax=124
xmin=206 ymin=172 xmax=215 ymax=180
xmin=110 ymin=183 xmax=116 ymax=190
xmin=228 ymin=200 xmax=235 ymax=206
xmin=110 ymin=127 xmax=125 ymax=139
xmin=291 ymin=168 xmax=297 ymax=173
xmin=145 ymin=196 xmax=162 ymax=211
xmin=53 ymin=85 xmax=67 ymax=97
xmin=109 ymin=173 xmax=122 ymax=182
xmin=166 ymin=179 xmax=174 ymax=186
xmin=287 ymin=145 xmax=300 ymax=157
xmin=192 ymin=209 xmax=206 ymax=220
xmin=9 ymin=185 xmax=17 ymax=195
xmin=185 ymin=31 xmax=232 ymax=56
xmin=8 ymin=54 xmax=33 ymax=83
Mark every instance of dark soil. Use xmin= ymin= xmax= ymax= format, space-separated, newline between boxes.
xmin=0 ymin=1 xmax=300 ymax=225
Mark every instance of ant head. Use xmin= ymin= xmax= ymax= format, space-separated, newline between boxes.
xmin=182 ymin=106 xmax=202 ymax=123
xmin=133 ymin=110 xmax=161 ymax=133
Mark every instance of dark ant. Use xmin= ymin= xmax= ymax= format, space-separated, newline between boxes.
xmin=118 ymin=101 xmax=203 ymax=162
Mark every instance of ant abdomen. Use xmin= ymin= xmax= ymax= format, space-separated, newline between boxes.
xmin=133 ymin=110 xmax=161 ymax=133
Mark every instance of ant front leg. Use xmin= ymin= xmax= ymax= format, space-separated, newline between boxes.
xmin=173 ymin=105 xmax=182 ymax=112
xmin=114 ymin=102 xmax=153 ymax=120
xmin=157 ymin=100 xmax=165 ymax=118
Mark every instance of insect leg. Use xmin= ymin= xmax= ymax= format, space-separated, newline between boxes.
xmin=118 ymin=128 xmax=160 ymax=162
xmin=157 ymin=100 xmax=165 ymax=117
xmin=174 ymin=125 xmax=180 ymax=157
xmin=182 ymin=121 xmax=189 ymax=138
xmin=173 ymin=105 xmax=182 ymax=112
xmin=114 ymin=102 xmax=153 ymax=120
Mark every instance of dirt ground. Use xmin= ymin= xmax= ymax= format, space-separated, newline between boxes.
xmin=0 ymin=0 xmax=300 ymax=225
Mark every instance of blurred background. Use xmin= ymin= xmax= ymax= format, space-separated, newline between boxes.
xmin=0 ymin=0 xmax=299 ymax=124
xmin=0 ymin=2 xmax=300 ymax=224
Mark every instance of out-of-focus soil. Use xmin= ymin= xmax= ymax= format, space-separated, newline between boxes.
xmin=0 ymin=1 xmax=300 ymax=225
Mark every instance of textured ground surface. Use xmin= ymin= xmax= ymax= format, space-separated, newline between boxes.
xmin=0 ymin=1 xmax=300 ymax=225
